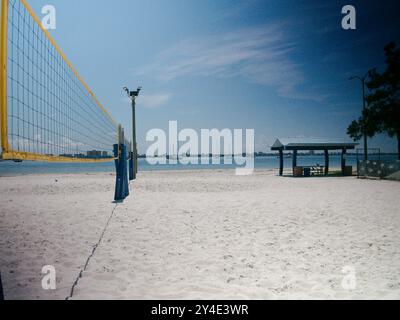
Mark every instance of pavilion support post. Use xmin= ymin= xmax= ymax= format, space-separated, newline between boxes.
xmin=279 ymin=149 xmax=283 ymax=176
xmin=341 ymin=148 xmax=347 ymax=175
xmin=324 ymin=149 xmax=329 ymax=175
xmin=0 ymin=272 xmax=4 ymax=300
xmin=292 ymin=149 xmax=297 ymax=174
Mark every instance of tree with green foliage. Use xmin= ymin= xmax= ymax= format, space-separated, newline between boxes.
xmin=347 ymin=42 xmax=400 ymax=159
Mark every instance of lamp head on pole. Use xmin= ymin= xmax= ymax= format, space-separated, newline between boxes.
xmin=123 ymin=86 xmax=142 ymax=101
xmin=348 ymin=69 xmax=373 ymax=82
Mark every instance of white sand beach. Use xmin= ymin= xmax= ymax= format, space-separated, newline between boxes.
xmin=1 ymin=169 xmax=400 ymax=300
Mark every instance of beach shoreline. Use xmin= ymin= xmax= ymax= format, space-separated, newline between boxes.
xmin=1 ymin=169 xmax=400 ymax=299
xmin=0 ymin=166 xmax=347 ymax=178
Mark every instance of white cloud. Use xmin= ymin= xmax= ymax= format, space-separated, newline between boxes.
xmin=139 ymin=93 xmax=172 ymax=109
xmin=135 ymin=24 xmax=327 ymax=102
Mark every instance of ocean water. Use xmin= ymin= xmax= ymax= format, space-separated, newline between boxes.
xmin=0 ymin=154 xmax=397 ymax=176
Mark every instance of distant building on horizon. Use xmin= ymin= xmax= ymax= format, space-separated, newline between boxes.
xmin=87 ymin=150 xmax=102 ymax=158
xmin=74 ymin=153 xmax=85 ymax=158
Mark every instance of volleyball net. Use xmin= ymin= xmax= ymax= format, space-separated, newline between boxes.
xmin=0 ymin=0 xmax=122 ymax=163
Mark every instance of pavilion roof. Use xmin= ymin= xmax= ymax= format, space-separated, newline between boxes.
xmin=271 ymin=138 xmax=358 ymax=151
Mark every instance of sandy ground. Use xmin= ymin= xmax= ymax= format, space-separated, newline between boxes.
xmin=1 ymin=169 xmax=400 ymax=300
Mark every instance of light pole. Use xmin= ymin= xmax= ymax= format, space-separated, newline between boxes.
xmin=349 ymin=73 xmax=368 ymax=160
xmin=123 ymin=86 xmax=141 ymax=180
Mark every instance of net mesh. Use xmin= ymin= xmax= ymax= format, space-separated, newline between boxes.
xmin=1 ymin=0 xmax=118 ymax=162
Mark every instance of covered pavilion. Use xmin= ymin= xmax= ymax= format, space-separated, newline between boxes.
xmin=271 ymin=138 xmax=358 ymax=176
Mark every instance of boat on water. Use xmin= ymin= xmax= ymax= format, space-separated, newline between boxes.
xmin=276 ymin=154 xmax=292 ymax=158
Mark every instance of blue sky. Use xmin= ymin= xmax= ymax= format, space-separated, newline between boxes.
xmin=29 ymin=0 xmax=400 ymax=153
